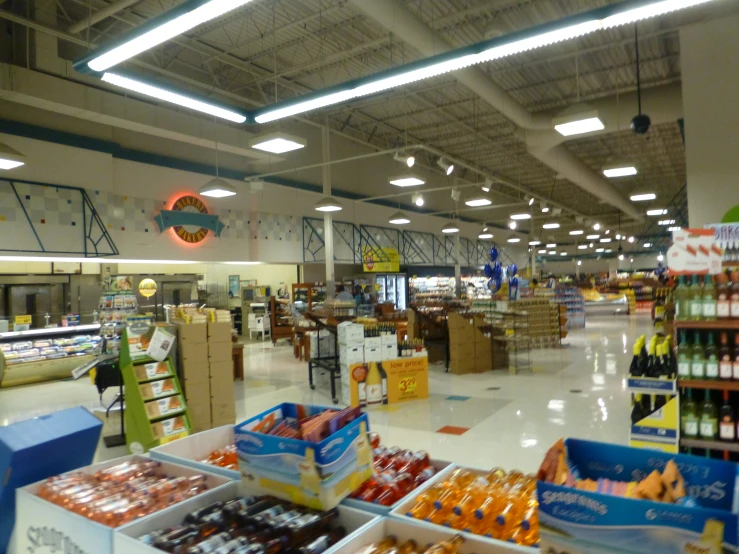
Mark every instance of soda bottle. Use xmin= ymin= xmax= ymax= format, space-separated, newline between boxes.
xmin=186 ymin=532 xmax=231 ymax=554
xmin=185 ymin=501 xmax=224 ymax=524
xmin=296 ymin=528 xmax=346 ymax=554
xmin=280 ymin=509 xmax=338 ymax=545
xmin=369 ymin=432 xmax=381 ymax=449
xmin=414 ymin=467 xmax=436 ymax=488
xmin=213 ymin=538 xmax=250 ymax=554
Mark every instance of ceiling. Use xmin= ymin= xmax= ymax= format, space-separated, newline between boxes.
xmin=3 ymin=0 xmax=736 ymax=246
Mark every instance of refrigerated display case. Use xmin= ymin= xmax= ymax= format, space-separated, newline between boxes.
xmin=376 ymin=273 xmax=407 ymax=310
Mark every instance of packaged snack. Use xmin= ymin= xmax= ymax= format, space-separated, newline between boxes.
xmin=145 ymin=396 xmax=184 ymax=419
xmin=135 ymin=361 xmax=172 ymax=381
xmin=18 ymin=349 xmax=41 ymax=358
xmin=33 ymin=340 xmax=51 ymax=348
xmin=140 ymin=379 xmax=177 ymax=400
xmin=150 ymin=415 xmax=187 ymax=440
xmin=12 ymin=341 xmax=33 ymax=351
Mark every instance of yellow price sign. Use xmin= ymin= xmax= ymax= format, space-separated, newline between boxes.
xmin=159 ymin=431 xmax=188 ymax=445
xmin=399 ymin=376 xmax=417 ymax=394
xmin=505 ymin=328 xmax=515 ymax=336
xmin=14 ymin=315 xmax=32 ymax=325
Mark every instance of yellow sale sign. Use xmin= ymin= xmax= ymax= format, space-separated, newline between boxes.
xmin=346 ymin=356 xmax=428 ymax=407
xmin=362 ymin=246 xmax=400 ymax=273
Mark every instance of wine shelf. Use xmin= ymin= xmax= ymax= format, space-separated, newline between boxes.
xmin=680 ymin=437 xmax=739 ymax=452
xmin=673 ymin=320 xmax=739 ymax=330
xmin=678 ymin=379 xmax=739 ymax=391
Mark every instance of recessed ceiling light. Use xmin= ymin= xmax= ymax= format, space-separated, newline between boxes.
xmin=314 ymin=196 xmax=343 ymax=212
xmin=465 ymin=197 xmax=492 ymax=207
xmin=388 ymin=210 xmax=410 ymax=225
xmin=542 ymin=223 xmax=560 ymax=229
xmin=603 ymin=165 xmax=637 ymax=178
xmin=586 ymin=234 xmax=599 ymax=240
xmin=529 ymin=241 xmax=541 ymax=245
xmin=546 ymin=243 xmax=557 ymax=248
xmin=647 ymin=208 xmax=667 ymax=216
xmin=510 ymin=213 xmax=531 ymax=220
xmin=578 ymin=245 xmax=587 ymax=250
xmin=442 ymin=221 xmax=459 ymax=234
xmin=630 ymin=193 xmax=656 ymax=202
xmin=553 ymin=106 xmax=604 ymax=137
xmin=199 ymin=177 xmax=236 ymax=198
xmin=569 ymin=230 xmax=584 ymax=235
xmin=596 ymin=248 xmax=604 ymax=252
xmin=508 ymin=237 xmax=521 ymax=243
xmin=249 ymin=132 xmax=306 ymax=154
xmin=389 ymin=175 xmax=425 ymax=187
xmin=600 ymin=238 xmax=612 ymax=243
xmin=0 ymin=143 xmax=25 ymax=170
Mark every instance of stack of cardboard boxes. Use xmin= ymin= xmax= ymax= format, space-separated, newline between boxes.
xmin=514 ymin=298 xmax=562 ymax=348
xmin=448 ymin=312 xmax=489 ymax=375
xmin=176 ymin=320 xmax=235 ymax=432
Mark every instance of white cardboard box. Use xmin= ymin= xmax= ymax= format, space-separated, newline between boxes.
xmin=381 ymin=335 xmax=397 ymax=349
xmin=381 ymin=344 xmax=396 ymax=361
xmin=330 ymin=514 xmax=533 ymax=554
xmin=114 ymin=481 xmax=380 ymax=554
xmin=149 ymin=425 xmax=238 ymax=480
xmin=364 ymin=337 xmax=382 ymax=350
xmin=364 ymin=346 xmax=382 ymax=363
xmin=337 ymin=322 xmax=364 ymax=346
xmin=388 ymin=464 xmax=537 ymax=553
xmin=339 ymin=345 xmax=364 ymax=366
xmin=13 ymin=455 xmax=231 ymax=554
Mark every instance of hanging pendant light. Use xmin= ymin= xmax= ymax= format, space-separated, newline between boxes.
xmin=442 ymin=221 xmax=459 ymax=234
xmin=314 ymin=196 xmax=343 ymax=212
xmin=388 ymin=210 xmax=410 ymax=225
xmin=200 ymin=139 xmax=236 ymax=197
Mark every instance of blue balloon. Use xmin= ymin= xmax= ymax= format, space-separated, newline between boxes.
xmin=486 ymin=278 xmax=502 ymax=294
xmin=492 ymin=261 xmax=502 ymax=280
xmin=509 ymin=277 xmax=519 ymax=300
xmin=509 ymin=263 xmax=518 ymax=277
xmin=490 ymin=247 xmax=499 ymax=262
xmin=483 ymin=263 xmax=493 ymax=279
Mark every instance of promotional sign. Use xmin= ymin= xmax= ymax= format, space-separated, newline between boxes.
xmin=138 ymin=278 xmax=158 ymax=298
xmin=154 ymin=195 xmax=225 ymax=243
xmin=667 ymin=228 xmax=722 ymax=275
xmin=345 ymin=357 xmax=428 ymax=407
xmin=362 ymin=246 xmax=400 ymax=273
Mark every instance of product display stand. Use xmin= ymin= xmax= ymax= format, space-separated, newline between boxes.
xmin=628 ymin=375 xmax=678 ymax=453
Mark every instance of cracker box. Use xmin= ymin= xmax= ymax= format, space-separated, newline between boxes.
xmin=234 ymin=403 xmax=373 ymax=510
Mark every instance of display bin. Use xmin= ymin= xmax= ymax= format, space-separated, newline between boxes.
xmin=234 ymin=403 xmax=374 ymax=510
xmin=13 ymin=455 xmax=231 ymax=554
xmin=341 ymin=458 xmax=452 ymax=515
xmin=331 ymin=511 xmax=534 ymax=554
xmin=114 ymin=481 xmax=381 ymax=554
xmin=389 ymin=464 xmax=537 ymax=552
xmin=537 ymin=438 xmax=739 ymax=554
xmin=149 ymin=425 xmax=238 ymax=480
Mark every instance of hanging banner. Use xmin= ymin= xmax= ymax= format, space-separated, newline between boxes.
xmin=667 ymin=228 xmax=722 ymax=275
xmin=362 ymin=246 xmax=400 ymax=272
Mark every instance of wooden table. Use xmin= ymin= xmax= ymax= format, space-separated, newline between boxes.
xmin=232 ymin=343 xmax=244 ymax=381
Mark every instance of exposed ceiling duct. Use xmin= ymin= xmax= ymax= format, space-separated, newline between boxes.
xmin=349 ymin=0 xmax=645 ymax=221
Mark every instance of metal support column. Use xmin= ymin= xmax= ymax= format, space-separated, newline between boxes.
xmin=322 ymin=119 xmax=335 ymax=299
xmin=530 ymin=204 xmax=536 ymax=279
xmin=454 ymin=234 xmax=461 ymax=298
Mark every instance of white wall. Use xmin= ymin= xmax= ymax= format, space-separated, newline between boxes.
xmin=681 ymin=14 xmax=739 ymax=227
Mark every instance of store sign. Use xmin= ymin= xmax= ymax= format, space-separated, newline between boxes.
xmin=362 ymin=246 xmax=400 ymax=273
xmin=345 ymin=357 xmax=428 ymax=407
xmin=154 ymin=195 xmax=225 ymax=243
xmin=667 ymin=228 xmax=722 ymax=275
xmin=708 ymin=223 xmax=739 ymax=248
xmin=138 ymin=278 xmax=158 ymax=298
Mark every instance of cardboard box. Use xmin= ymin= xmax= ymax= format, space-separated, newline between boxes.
xmin=139 ymin=378 xmax=179 ymax=401
xmin=181 ymin=362 xmax=209 ymax=385
xmin=144 ymin=394 xmax=186 ymax=419
xmin=337 ymin=321 xmax=365 ymax=346
xmin=114 ymin=482 xmax=379 ymax=554
xmin=475 ymin=356 xmax=492 ymax=373
xmin=211 ymin=401 xmax=236 ymax=423
xmin=208 ymin=341 xmax=232 ymax=363
xmin=364 ymin=346 xmax=382 ymax=363
xmin=340 ymin=345 xmax=364 ymax=366
xmin=179 ymin=341 xmax=208 ymax=365
xmin=449 ymin=341 xmax=475 ymax=361
xmin=207 ymin=321 xmax=232 ymax=342
xmin=186 ymin=403 xmax=212 ymax=432
xmin=175 ymin=321 xmax=207 ymax=344
xmin=364 ymin=336 xmax=381 ymax=350
xmin=150 ymin=425 xmax=236 ymax=479
xmin=209 ymin=360 xmax=232 ymax=380
xmin=449 ymin=358 xmax=475 ymax=375
xmin=14 ymin=455 xmax=230 ymax=554
xmin=210 ymin=375 xmax=235 ymax=402
xmin=537 ymin=439 xmax=739 ymax=554
xmin=381 ymin=334 xmax=397 ymax=349
xmin=235 ymin=403 xmax=373 ymax=510
xmin=0 ymin=407 xmax=102 ymax=552
xmin=381 ymin=343 xmax=397 ymax=361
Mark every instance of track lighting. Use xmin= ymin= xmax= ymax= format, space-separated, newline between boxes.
xmin=394 ymin=152 xmax=415 ymax=168
xmin=437 ymin=158 xmax=454 ymax=175
xmin=412 ymin=193 xmax=424 ymax=207
xmin=482 ymin=178 xmax=493 ymax=193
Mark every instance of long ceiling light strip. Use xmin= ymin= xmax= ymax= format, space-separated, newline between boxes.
xmin=101 ymin=72 xmax=247 ymax=123
xmin=248 ymin=0 xmax=714 ymax=124
xmin=78 ymin=0 xmax=257 ymax=72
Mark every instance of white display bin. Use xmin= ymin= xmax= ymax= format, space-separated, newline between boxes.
xmin=13 ymin=454 xmax=231 ymax=554
xmin=341 ymin=458 xmax=452 ymax=515
xmin=330 ymin=513 xmax=534 ymax=554
xmin=388 ymin=464 xmax=537 ymax=553
xmin=149 ymin=425 xmax=238 ymax=480
xmin=114 ymin=481 xmax=380 ymax=554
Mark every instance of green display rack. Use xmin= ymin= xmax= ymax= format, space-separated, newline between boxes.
xmin=120 ymin=324 xmax=192 ymax=453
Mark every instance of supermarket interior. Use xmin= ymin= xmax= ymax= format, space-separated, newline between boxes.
xmin=1 ymin=0 xmax=739 ymax=553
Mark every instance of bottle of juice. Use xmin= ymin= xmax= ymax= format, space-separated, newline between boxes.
xmin=690 ymin=274 xmax=704 ymax=320
xmin=703 ymin=274 xmax=717 ymax=320
xmin=705 ymin=333 xmax=719 ymax=380
xmin=691 ymin=332 xmax=706 ymax=380
xmin=731 ymin=272 xmax=739 ymax=318
xmin=700 ymin=390 xmax=718 ymax=439
xmin=717 ymin=273 xmax=731 ymax=318
xmin=719 ymin=401 xmax=735 ymax=442
xmin=682 ymin=393 xmax=698 ymax=438
xmin=719 ymin=332 xmax=733 ymax=380
xmin=677 ymin=332 xmax=692 ymax=378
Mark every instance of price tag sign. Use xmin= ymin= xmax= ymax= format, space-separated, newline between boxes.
xmin=14 ymin=315 xmax=31 ymax=325
xmin=505 ymin=328 xmax=515 ymax=336
xmin=399 ymin=377 xmax=417 ymax=394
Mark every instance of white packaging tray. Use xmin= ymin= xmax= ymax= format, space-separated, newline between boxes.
xmin=13 ymin=454 xmax=231 ymax=554
xmin=149 ymin=425 xmax=238 ymax=480
xmin=341 ymin=458 xmax=451 ymax=515
xmin=388 ymin=464 xmax=537 ymax=553
xmin=114 ymin=481 xmax=380 ymax=554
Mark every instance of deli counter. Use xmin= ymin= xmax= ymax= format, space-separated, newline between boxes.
xmin=0 ymin=324 xmax=102 ymax=388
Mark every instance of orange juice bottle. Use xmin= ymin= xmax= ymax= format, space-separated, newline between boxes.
xmin=474 ymin=486 xmax=505 ymax=522
xmin=486 ymin=467 xmax=506 ymax=483
xmin=423 ymin=534 xmax=464 ymax=554
xmin=452 ymin=476 xmax=489 ymax=516
xmin=518 ymin=501 xmax=539 ymax=545
xmin=495 ymin=488 xmax=525 ymax=533
xmin=504 ymin=470 xmax=525 ymax=487
xmin=406 ymin=498 xmax=434 ymax=520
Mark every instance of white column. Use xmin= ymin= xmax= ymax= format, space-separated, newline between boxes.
xmin=322 ymin=120 xmax=335 ymax=299
xmin=530 ymin=205 xmax=536 ymax=279
xmin=454 ymin=234 xmax=461 ymax=298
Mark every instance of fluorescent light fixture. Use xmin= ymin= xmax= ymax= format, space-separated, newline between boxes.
xmin=528 ymin=196 xmax=535 ymax=206
xmin=546 ymin=244 xmax=557 ymax=248
xmin=553 ymin=112 xmax=604 ymax=137
xmin=538 ymin=249 xmax=547 ymax=254
xmin=600 ymin=238 xmax=612 ymax=243
xmin=560 ymin=252 xmax=567 ymax=256
xmin=529 ymin=240 xmax=541 ymax=246
xmin=658 ymin=219 xmax=676 ymax=225
xmin=603 ymin=165 xmax=637 ymax=178
xmin=442 ymin=221 xmax=460 ymax=234
xmin=314 ymin=196 xmax=343 ymax=212
xmin=586 ymin=234 xmax=599 ymax=240
xmin=389 ymin=174 xmax=425 ymax=187
xmin=101 ymin=72 xmax=246 ymax=123
xmin=508 ymin=238 xmax=521 ymax=243
xmin=412 ymin=193 xmax=424 ymax=207
xmin=630 ymin=193 xmax=656 ymax=201
xmin=249 ymin=0 xmax=716 ymax=124
xmin=437 ymin=158 xmax=454 ymax=175
xmin=0 ymin=143 xmax=25 ymax=170
xmin=510 ymin=213 xmax=531 ymax=220
xmin=83 ymin=0 xmax=257 ymax=71
xmin=249 ymin=132 xmax=306 ymax=154
xmin=388 ymin=210 xmax=411 ymax=225
xmin=542 ymin=222 xmax=560 ymax=229
xmin=647 ymin=208 xmax=667 ymax=216
xmin=508 ymin=221 xmax=517 ymax=230
xmin=596 ymin=248 xmax=604 ymax=253
xmin=569 ymin=230 xmax=584 ymax=235
xmin=465 ymin=197 xmax=492 ymax=207
xmin=668 ymin=226 xmax=681 ymax=231
xmin=479 ymin=232 xmax=494 ymax=239
xmin=542 ymin=206 xmax=550 ymax=213
xmin=549 ymin=251 xmax=557 ymax=255
xmin=643 ymin=242 xmax=652 ymax=248
xmin=200 ymin=177 xmax=236 ymax=198
xmin=578 ymin=245 xmax=587 ymax=250
xmin=606 ymin=248 xmax=613 ymax=253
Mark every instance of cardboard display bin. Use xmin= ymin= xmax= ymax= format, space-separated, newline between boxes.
xmin=14 ymin=455 xmax=231 ymax=554
xmin=235 ymin=403 xmax=373 ymax=510
xmin=150 ymin=425 xmax=238 ymax=480
xmin=537 ymin=438 xmax=739 ymax=554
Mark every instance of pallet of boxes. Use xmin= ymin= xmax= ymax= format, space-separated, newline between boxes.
xmin=448 ymin=312 xmax=493 ymax=374
xmin=175 ymin=308 xmax=235 ymax=432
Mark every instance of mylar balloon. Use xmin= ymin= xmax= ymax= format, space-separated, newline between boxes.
xmin=483 ymin=263 xmax=493 ymax=279
xmin=508 ymin=263 xmax=518 ymax=277
xmin=490 ymin=246 xmax=499 ymax=262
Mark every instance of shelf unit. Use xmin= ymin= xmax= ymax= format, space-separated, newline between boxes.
xmin=674 ymin=320 xmax=739 ymax=330
xmin=680 ymin=438 xmax=739 ymax=453
xmin=678 ymin=379 xmax=739 ymax=392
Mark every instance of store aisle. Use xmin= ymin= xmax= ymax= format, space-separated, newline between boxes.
xmin=0 ymin=314 xmax=656 ymax=471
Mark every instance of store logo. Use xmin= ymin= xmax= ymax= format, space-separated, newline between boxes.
xmin=26 ymin=526 xmax=88 ymax=554
xmin=154 ymin=195 xmax=225 ymax=243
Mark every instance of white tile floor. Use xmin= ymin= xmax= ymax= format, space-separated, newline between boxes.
xmin=0 ymin=313 xmax=655 ymax=472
